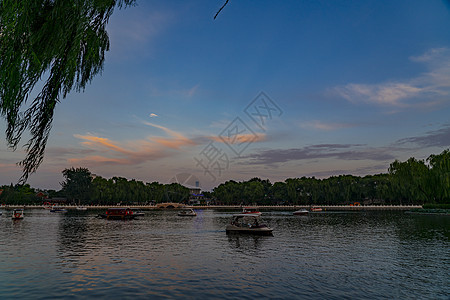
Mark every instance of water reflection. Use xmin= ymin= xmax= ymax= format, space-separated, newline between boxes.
xmin=57 ymin=212 xmax=90 ymax=270
xmin=0 ymin=209 xmax=448 ymax=299
xmin=227 ymin=234 xmax=267 ymax=252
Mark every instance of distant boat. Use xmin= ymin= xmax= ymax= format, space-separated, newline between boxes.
xmin=76 ymin=206 xmax=87 ymax=211
xmin=131 ymin=209 xmax=145 ymax=217
xmin=12 ymin=209 xmax=24 ymax=220
xmin=98 ymin=208 xmax=136 ymax=220
xmin=50 ymin=206 xmax=67 ymax=213
xmin=226 ymin=214 xmax=273 ymax=235
xmin=178 ymin=208 xmax=196 ymax=217
xmin=310 ymin=207 xmax=322 ymax=212
xmin=293 ymin=209 xmax=308 ymax=216
xmin=241 ymin=207 xmax=262 ymax=216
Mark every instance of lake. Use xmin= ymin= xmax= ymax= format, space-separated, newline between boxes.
xmin=0 ymin=209 xmax=448 ymax=299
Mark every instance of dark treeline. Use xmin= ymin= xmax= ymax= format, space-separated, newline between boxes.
xmin=0 ymin=184 xmax=42 ymax=205
xmin=1 ymin=150 xmax=449 ymax=206
xmin=214 ymin=149 xmax=449 ymax=205
xmin=63 ymin=168 xmax=190 ymax=205
xmin=88 ymin=174 xmax=189 ymax=205
xmin=0 ymin=168 xmax=189 ymax=206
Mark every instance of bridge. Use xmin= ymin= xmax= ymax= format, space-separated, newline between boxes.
xmin=155 ymin=202 xmax=186 ymax=209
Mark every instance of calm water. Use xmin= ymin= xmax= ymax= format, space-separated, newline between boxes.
xmin=0 ymin=209 xmax=448 ymax=299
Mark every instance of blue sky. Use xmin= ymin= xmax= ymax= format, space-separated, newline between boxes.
xmin=1 ymin=0 xmax=450 ymax=190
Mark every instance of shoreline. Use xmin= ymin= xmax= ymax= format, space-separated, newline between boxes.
xmin=1 ymin=204 xmax=423 ymax=211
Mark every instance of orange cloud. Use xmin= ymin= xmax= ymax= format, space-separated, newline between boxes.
xmin=74 ymin=135 xmax=132 ymax=155
xmin=72 ymin=123 xmax=198 ymax=166
xmin=210 ymin=133 xmax=266 ymax=144
xmin=151 ymin=137 xmax=196 ymax=149
xmin=68 ymin=156 xmax=129 ymax=166
xmin=0 ymin=163 xmax=18 ymax=171
xmin=143 ymin=121 xmax=197 ymax=148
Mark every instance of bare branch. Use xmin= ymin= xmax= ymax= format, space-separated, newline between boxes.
xmin=214 ymin=0 xmax=229 ymax=19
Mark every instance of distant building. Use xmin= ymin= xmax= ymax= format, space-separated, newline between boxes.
xmin=182 ymin=182 xmax=208 ymax=205
xmin=36 ymin=191 xmax=48 ymax=199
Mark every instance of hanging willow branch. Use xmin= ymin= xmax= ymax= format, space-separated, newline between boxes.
xmin=0 ymin=0 xmax=136 ymax=183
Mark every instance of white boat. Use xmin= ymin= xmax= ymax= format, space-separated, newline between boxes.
xmin=178 ymin=208 xmax=196 ymax=217
xmin=76 ymin=206 xmax=87 ymax=211
xmin=226 ymin=214 xmax=273 ymax=235
xmin=241 ymin=207 xmax=262 ymax=216
xmin=12 ymin=209 xmax=24 ymax=220
xmin=50 ymin=206 xmax=67 ymax=213
xmin=131 ymin=209 xmax=145 ymax=217
xmin=293 ymin=209 xmax=308 ymax=215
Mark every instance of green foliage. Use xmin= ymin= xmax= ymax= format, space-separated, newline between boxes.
xmin=61 ymin=167 xmax=92 ymax=203
xmin=2 ymin=149 xmax=448 ymax=206
xmin=389 ymin=158 xmax=430 ymax=204
xmin=422 ymin=203 xmax=450 ymax=209
xmin=0 ymin=0 xmax=136 ymax=182
xmin=389 ymin=149 xmax=450 ymax=204
xmin=0 ymin=184 xmax=39 ymax=204
xmin=427 ymin=150 xmax=450 ymax=203
xmin=88 ymin=175 xmax=190 ymax=205
xmin=210 ymin=150 xmax=449 ymax=205
xmin=164 ymin=183 xmax=190 ymax=203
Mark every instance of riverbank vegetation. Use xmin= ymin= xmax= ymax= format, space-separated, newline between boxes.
xmin=1 ymin=149 xmax=449 ymax=206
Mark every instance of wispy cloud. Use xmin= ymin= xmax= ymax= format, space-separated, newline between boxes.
xmin=336 ymin=83 xmax=423 ymax=107
xmin=210 ymin=133 xmax=267 ymax=144
xmin=45 ymin=147 xmax=96 ymax=156
xmin=73 ymin=134 xmax=166 ymax=166
xmin=237 ymin=123 xmax=450 ymax=167
xmin=185 ymin=84 xmax=199 ymax=98
xmin=143 ymin=121 xmax=197 ymax=149
xmin=108 ymin=9 xmax=173 ymax=57
xmin=68 ymin=155 xmax=132 ymax=166
xmin=396 ymin=123 xmax=450 ymax=148
xmin=304 ymin=164 xmax=389 ymax=178
xmin=150 ymin=83 xmax=201 ymax=99
xmin=71 ymin=122 xmax=198 ymax=166
xmin=334 ymin=47 xmax=450 ymax=108
xmin=0 ymin=162 xmax=18 ymax=171
xmin=240 ymin=144 xmax=396 ymax=165
xmin=300 ymin=120 xmax=355 ymax=131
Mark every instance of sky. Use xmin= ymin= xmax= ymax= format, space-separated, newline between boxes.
xmin=1 ymin=0 xmax=450 ymax=191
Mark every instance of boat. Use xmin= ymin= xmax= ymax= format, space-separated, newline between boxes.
xmin=226 ymin=214 xmax=273 ymax=235
xmin=241 ymin=207 xmax=262 ymax=216
xmin=12 ymin=209 xmax=24 ymax=220
xmin=310 ymin=207 xmax=323 ymax=212
xmin=178 ymin=208 xmax=196 ymax=217
xmin=76 ymin=206 xmax=87 ymax=211
xmin=98 ymin=207 xmax=136 ymax=220
xmin=293 ymin=209 xmax=309 ymax=215
xmin=50 ymin=206 xmax=67 ymax=213
xmin=131 ymin=209 xmax=145 ymax=217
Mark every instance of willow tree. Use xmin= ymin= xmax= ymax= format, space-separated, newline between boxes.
xmin=427 ymin=149 xmax=450 ymax=203
xmin=0 ymin=0 xmax=136 ymax=182
xmin=61 ymin=167 xmax=92 ymax=203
